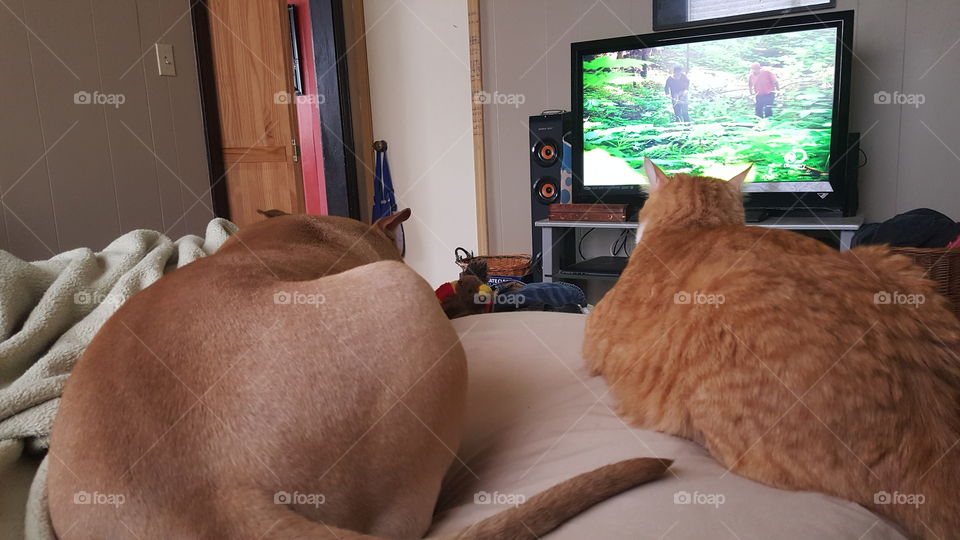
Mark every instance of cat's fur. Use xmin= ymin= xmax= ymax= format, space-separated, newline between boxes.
xmin=584 ymin=159 xmax=960 ymax=539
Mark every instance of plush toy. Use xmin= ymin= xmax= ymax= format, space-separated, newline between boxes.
xmin=435 ymin=261 xmax=492 ymax=319
xmin=949 ymin=234 xmax=960 ymax=249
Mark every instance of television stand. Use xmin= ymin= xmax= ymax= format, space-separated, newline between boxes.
xmin=535 ymin=214 xmax=864 ymax=283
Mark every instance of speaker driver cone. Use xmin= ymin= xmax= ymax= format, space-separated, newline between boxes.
xmin=532 ymin=138 xmax=560 ymax=167
xmin=533 ymin=176 xmax=560 ymax=204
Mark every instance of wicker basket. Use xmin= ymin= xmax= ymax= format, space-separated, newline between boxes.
xmin=455 ymin=248 xmax=533 ymax=278
xmin=890 ymin=247 xmax=960 ymax=318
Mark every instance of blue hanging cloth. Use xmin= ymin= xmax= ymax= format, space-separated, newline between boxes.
xmin=372 ymin=141 xmax=404 ymax=255
xmin=372 ymin=142 xmax=397 ymax=220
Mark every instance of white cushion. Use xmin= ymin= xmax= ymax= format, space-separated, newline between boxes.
xmin=431 ymin=312 xmax=906 ymax=539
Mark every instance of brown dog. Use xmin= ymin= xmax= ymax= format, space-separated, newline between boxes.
xmin=48 ymin=210 xmax=670 ymax=538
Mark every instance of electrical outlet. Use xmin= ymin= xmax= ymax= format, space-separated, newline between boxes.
xmin=155 ymin=43 xmax=176 ymax=77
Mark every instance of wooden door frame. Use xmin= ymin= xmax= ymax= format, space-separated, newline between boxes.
xmin=191 ymin=0 xmax=363 ymax=221
xmin=309 ymin=0 xmax=360 ymax=219
xmin=190 ymin=0 xmax=229 ymax=219
xmin=340 ymin=0 xmax=374 ymax=224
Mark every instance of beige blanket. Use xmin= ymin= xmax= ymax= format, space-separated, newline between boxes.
xmin=0 ymin=219 xmax=236 ymax=539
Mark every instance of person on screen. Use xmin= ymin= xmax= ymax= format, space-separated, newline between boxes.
xmin=749 ymin=62 xmax=779 ymax=118
xmin=664 ymin=66 xmax=691 ymax=123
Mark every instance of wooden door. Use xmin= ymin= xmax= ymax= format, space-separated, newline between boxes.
xmin=208 ymin=0 xmax=304 ymax=227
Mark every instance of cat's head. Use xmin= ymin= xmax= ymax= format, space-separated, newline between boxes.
xmin=639 ymin=158 xmax=751 ymax=230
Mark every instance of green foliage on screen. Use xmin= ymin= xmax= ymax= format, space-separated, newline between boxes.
xmin=582 ymin=28 xmax=838 ymax=184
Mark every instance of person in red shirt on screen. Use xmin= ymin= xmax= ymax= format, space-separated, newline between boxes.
xmin=749 ymin=62 xmax=779 ymax=118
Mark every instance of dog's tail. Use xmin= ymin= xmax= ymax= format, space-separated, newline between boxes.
xmin=259 ymin=458 xmax=670 ymax=539
xmin=435 ymin=457 xmax=672 ymax=539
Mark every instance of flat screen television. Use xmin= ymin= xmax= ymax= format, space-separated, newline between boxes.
xmin=571 ymin=10 xmax=856 ymax=216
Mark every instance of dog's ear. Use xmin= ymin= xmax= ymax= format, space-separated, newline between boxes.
xmin=374 ymin=208 xmax=411 ymax=235
xmin=257 ymin=209 xmax=289 ymax=218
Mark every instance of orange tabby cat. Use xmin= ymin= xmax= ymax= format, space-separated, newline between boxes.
xmin=584 ymin=158 xmax=960 ymax=539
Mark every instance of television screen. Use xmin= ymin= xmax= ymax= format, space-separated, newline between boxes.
xmin=580 ymin=25 xmax=840 ymax=194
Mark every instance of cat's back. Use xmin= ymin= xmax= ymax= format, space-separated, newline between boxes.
xmin=589 ymin=224 xmax=960 ymax=358
xmin=610 ymin=225 xmax=835 ymax=305
xmin=641 ymin=223 xmax=833 ymax=265
xmin=623 ymin=224 xmax=936 ymax=290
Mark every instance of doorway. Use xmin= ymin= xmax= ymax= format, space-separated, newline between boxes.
xmin=288 ymin=0 xmax=327 ymax=215
xmin=191 ymin=0 xmax=366 ymax=226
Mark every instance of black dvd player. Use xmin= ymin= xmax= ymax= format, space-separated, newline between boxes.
xmin=559 ymin=256 xmax=628 ymax=277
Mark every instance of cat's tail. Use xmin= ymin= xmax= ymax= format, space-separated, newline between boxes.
xmin=435 ymin=457 xmax=672 ymax=539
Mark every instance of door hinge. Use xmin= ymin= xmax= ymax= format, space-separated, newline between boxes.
xmin=291 ymin=138 xmax=300 ymax=163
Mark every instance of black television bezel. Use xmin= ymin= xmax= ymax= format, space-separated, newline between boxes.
xmin=570 ymin=10 xmax=855 ymax=214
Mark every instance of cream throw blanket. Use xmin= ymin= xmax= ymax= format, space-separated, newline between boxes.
xmin=0 ymin=219 xmax=237 ymax=539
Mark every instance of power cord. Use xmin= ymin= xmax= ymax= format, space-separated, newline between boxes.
xmin=579 ymin=228 xmax=636 ymax=260
xmin=578 ymin=228 xmax=595 ymax=259
xmin=610 ymin=229 xmax=634 ymax=257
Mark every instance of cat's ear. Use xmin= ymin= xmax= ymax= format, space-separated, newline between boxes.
xmin=643 ymin=157 xmax=669 ymax=190
xmin=728 ymin=165 xmax=753 ymax=189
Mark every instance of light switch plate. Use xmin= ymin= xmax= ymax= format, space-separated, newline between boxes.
xmin=155 ymin=43 xmax=176 ymax=77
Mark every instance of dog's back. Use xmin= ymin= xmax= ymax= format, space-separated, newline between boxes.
xmin=49 ymin=211 xmax=672 ymax=539
xmin=48 ymin=212 xmax=469 ymax=538
xmin=214 ymin=213 xmax=404 ymax=280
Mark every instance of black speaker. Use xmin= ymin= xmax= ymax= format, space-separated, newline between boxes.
xmin=529 ymin=111 xmax=572 ymax=280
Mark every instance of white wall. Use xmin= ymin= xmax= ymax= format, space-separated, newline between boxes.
xmin=363 ymin=0 xmax=477 ymax=286
xmin=480 ymin=0 xmax=960 ymax=255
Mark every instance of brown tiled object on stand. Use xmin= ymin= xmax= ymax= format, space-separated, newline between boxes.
xmin=548 ymin=203 xmax=629 ymax=222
